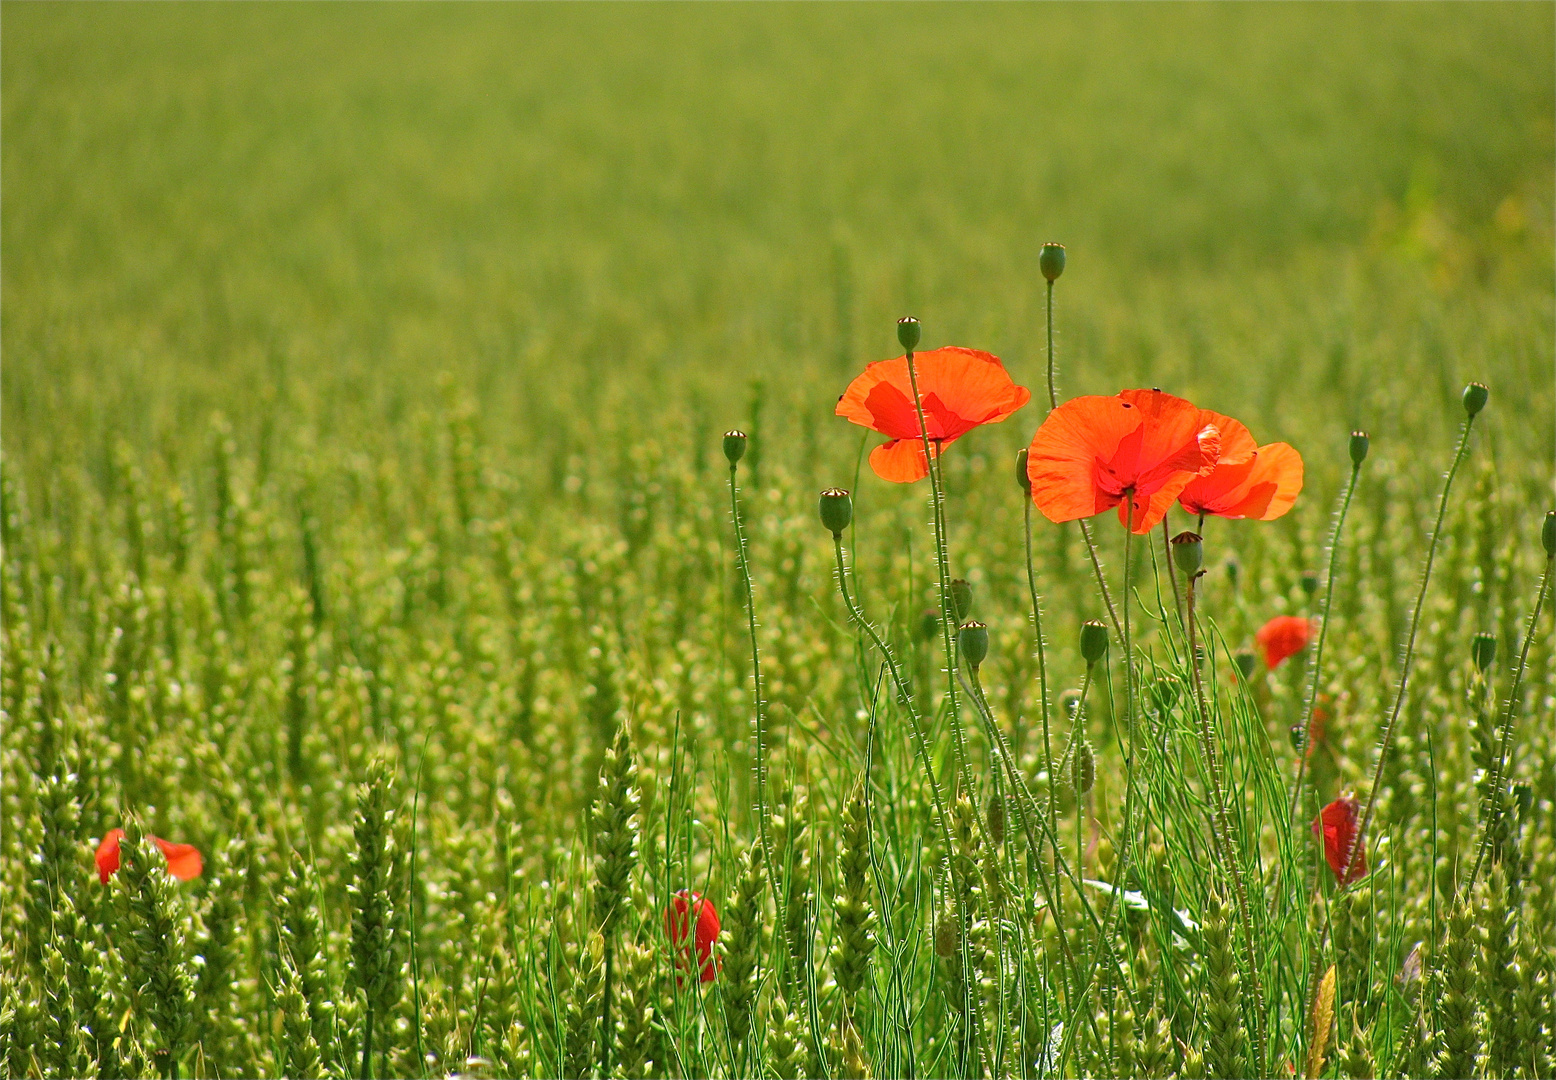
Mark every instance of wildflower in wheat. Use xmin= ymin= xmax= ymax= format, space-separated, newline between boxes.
xmin=95 ymin=827 xmax=202 ymax=883
xmin=1313 ymin=796 xmax=1367 ymax=885
xmin=665 ymin=890 xmax=719 ymax=984
xmin=1255 ymin=614 xmax=1312 ymax=670
xmin=1177 ymin=409 xmax=1303 ymax=521
xmin=835 ymin=347 xmax=1030 ymax=482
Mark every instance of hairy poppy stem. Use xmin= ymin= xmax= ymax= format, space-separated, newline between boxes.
xmin=1466 ymin=546 xmax=1552 ymax=893
xmin=726 ymin=457 xmax=789 ymax=976
xmin=904 ymin=350 xmax=974 ymax=798
xmin=1022 ymin=499 xmax=1060 ymax=929
xmin=1287 ymin=454 xmax=1364 ymax=827
xmin=1184 ymin=569 xmax=1268 ymax=1071
xmin=1345 ymin=408 xmax=1479 ymax=887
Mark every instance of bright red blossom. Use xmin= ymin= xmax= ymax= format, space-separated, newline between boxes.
xmin=95 ymin=828 xmax=203 ymax=885
xmin=1178 ymin=410 xmax=1303 ymax=521
xmin=1312 ymin=796 xmax=1367 ymax=885
xmin=665 ymin=890 xmax=720 ymax=984
xmin=836 ymin=347 xmax=1031 ymax=483
xmin=1255 ymin=615 xmax=1312 ymax=670
xmin=1026 ymin=388 xmax=1222 ymax=534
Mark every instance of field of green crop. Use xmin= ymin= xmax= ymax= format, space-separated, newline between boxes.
xmin=3 ymin=4 xmax=1553 ymax=1078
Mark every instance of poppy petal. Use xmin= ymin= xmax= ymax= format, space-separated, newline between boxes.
xmin=1181 ymin=442 xmax=1303 ymax=520
xmin=868 ymin=438 xmax=937 ymax=484
xmin=1027 ymin=395 xmax=1147 ymax=523
xmin=153 ymin=837 xmax=203 ymax=881
xmin=1312 ymin=798 xmax=1366 ymax=885
xmin=1255 ymin=615 xmax=1312 ymax=670
xmin=96 ymin=828 xmax=125 ymax=884
xmin=838 ymin=348 xmax=1029 ymax=460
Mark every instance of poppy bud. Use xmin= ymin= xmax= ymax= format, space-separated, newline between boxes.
xmin=1348 ymin=431 xmax=1370 ymax=467
xmin=1015 ymin=448 xmax=1032 ymax=496
xmin=1471 ymin=632 xmax=1497 ymax=672
xmin=1170 ymin=532 xmax=1203 ymax=576
xmin=1149 ymin=676 xmax=1180 ymax=714
xmin=919 ymin=609 xmax=940 ymax=643
xmin=950 ymin=579 xmax=973 ymax=622
xmin=1058 ymin=688 xmax=1082 ymax=719
xmin=958 ymin=621 xmax=989 ymax=669
xmin=1543 ymin=510 xmax=1556 ymax=559
xmin=897 ymin=316 xmax=921 ymax=352
xmin=818 ymin=489 xmax=853 ymax=537
xmin=1300 ymin=570 xmax=1320 ymax=596
xmin=934 ymin=915 xmax=958 ymax=958
xmin=1039 ymin=242 xmax=1066 ymax=283
xmin=985 ymin=792 xmax=1006 ymax=847
xmin=723 ymin=430 xmax=747 ymax=467
xmin=1462 ymin=382 xmax=1489 ymax=417
xmin=1071 ymin=738 xmax=1095 ymax=795
xmin=1234 ymin=651 xmax=1257 ymax=680
xmin=1224 ymin=556 xmax=1240 ymax=590
xmin=1079 ymin=620 xmax=1108 ymax=666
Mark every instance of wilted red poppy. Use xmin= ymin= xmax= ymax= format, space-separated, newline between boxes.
xmin=1178 ymin=410 xmax=1303 ymax=521
xmin=836 ymin=348 xmax=1031 ymax=483
xmin=1312 ymin=796 xmax=1366 ymax=885
xmin=1026 ymin=388 xmax=1222 ymax=534
xmin=95 ymin=828 xmax=203 ymax=884
xmin=665 ymin=889 xmax=720 ymax=984
xmin=1255 ymin=615 xmax=1312 ymax=670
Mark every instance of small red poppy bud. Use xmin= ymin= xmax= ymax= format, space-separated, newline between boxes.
xmin=1462 ymin=382 xmax=1489 ymax=417
xmin=1348 ymin=431 xmax=1370 ymax=467
xmin=1079 ymin=620 xmax=1108 ymax=666
xmin=723 ymin=430 xmax=747 ymax=467
xmin=1039 ymin=243 xmax=1066 ymax=283
xmin=1471 ymin=632 xmax=1497 ymax=672
xmin=1170 ymin=531 xmax=1203 ymax=576
xmin=818 ymin=489 xmax=853 ymax=537
xmin=1543 ymin=510 xmax=1556 ymax=559
xmin=957 ymin=621 xmax=989 ymax=669
xmin=665 ymin=890 xmax=720 ymax=984
xmin=950 ymin=579 xmax=973 ymax=622
xmin=896 ymin=316 xmax=921 ymax=352
xmin=1015 ymin=448 xmax=1031 ymax=496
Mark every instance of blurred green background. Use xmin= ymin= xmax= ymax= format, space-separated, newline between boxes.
xmin=4 ymin=1 xmax=1552 ymax=500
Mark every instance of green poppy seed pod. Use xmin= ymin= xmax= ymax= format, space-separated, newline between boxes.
xmin=1079 ymin=620 xmax=1109 ymax=666
xmin=1015 ymin=448 xmax=1032 ymax=496
xmin=950 ymin=579 xmax=973 ymax=622
xmin=1170 ymin=531 xmax=1203 ymax=576
xmin=723 ymin=430 xmax=747 ymax=467
xmin=1543 ymin=510 xmax=1556 ymax=559
xmin=1039 ymin=242 xmax=1066 ymax=283
xmin=1462 ymin=382 xmax=1489 ymax=417
xmin=1471 ymin=632 xmax=1497 ymax=672
xmin=919 ymin=608 xmax=941 ymax=643
xmin=957 ymin=621 xmax=989 ymax=669
xmin=897 ymin=316 xmax=921 ymax=352
xmin=1071 ymin=738 xmax=1095 ymax=795
xmin=1235 ymin=651 xmax=1257 ymax=680
xmin=1349 ymin=431 xmax=1370 ymax=467
xmin=1300 ymin=570 xmax=1320 ymax=596
xmin=818 ymin=488 xmax=853 ymax=537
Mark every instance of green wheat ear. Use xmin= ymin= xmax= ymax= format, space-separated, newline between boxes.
xmin=1200 ymin=889 xmax=1246 ymax=1080
xmin=768 ymin=994 xmax=809 ymax=1080
xmin=1427 ymin=900 xmax=1482 ymax=1079
xmin=1476 ymin=864 xmax=1519 ymax=1076
xmin=115 ymin=816 xmax=194 ymax=1080
xmin=830 ymin=782 xmax=877 ymax=1024
xmin=591 ymin=723 xmax=641 ymax=936
xmin=612 ymin=940 xmax=659 ymax=1079
xmin=561 ymin=929 xmax=604 ymax=1080
xmin=348 ymin=760 xmax=406 ymax=1080
xmin=721 ymin=838 xmax=766 ymax=1054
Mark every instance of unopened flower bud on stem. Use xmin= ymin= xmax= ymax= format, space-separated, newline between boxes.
xmin=1462 ymin=382 xmax=1489 ymax=418
xmin=1079 ymin=620 xmax=1108 ymax=667
xmin=1039 ymin=243 xmax=1066 ymax=283
xmin=1349 ymin=431 xmax=1370 ymax=467
xmin=1543 ymin=510 xmax=1555 ymax=559
xmin=1015 ymin=448 xmax=1032 ymax=496
xmin=950 ymin=579 xmax=973 ymax=622
xmin=897 ymin=317 xmax=921 ymax=352
xmin=958 ymin=621 xmax=989 ymax=670
xmin=1471 ymin=632 xmax=1497 ymax=672
xmin=723 ymin=430 xmax=747 ymax=467
xmin=818 ymin=489 xmax=853 ymax=537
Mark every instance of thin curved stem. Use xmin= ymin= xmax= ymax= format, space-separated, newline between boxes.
xmin=1022 ymin=500 xmax=1060 ymax=932
xmin=1346 ymin=412 xmax=1478 ymax=885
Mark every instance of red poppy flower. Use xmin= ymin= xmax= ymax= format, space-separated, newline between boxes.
xmin=1255 ymin=615 xmax=1312 ymax=670
xmin=1026 ymin=388 xmax=1222 ymax=534
xmin=1312 ymin=796 xmax=1366 ymax=885
xmin=836 ymin=347 xmax=1031 ymax=483
xmin=1178 ymin=410 xmax=1303 ymax=521
xmin=96 ymin=828 xmax=203 ymax=884
xmin=665 ymin=889 xmax=720 ymax=984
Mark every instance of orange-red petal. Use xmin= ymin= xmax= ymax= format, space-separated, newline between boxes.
xmin=1179 ymin=442 xmax=1303 ymax=520
xmin=837 ymin=348 xmax=1029 ymax=444
xmin=153 ymin=837 xmax=203 ymax=881
xmin=1255 ymin=615 xmax=1312 ymax=670
xmin=868 ymin=437 xmax=942 ymax=483
xmin=96 ymin=828 xmax=125 ymax=884
xmin=1312 ymin=797 xmax=1367 ymax=885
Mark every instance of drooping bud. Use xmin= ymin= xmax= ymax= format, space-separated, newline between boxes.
xmin=919 ymin=609 xmax=940 ymax=643
xmin=1170 ymin=532 xmax=1203 ymax=577
xmin=957 ymin=621 xmax=989 ymax=670
xmin=723 ymin=430 xmax=747 ymax=466
xmin=1471 ymin=632 xmax=1497 ymax=672
xmin=1462 ymin=382 xmax=1489 ymax=418
xmin=1071 ymin=738 xmax=1095 ymax=795
xmin=1234 ymin=651 xmax=1257 ymax=680
xmin=1079 ymin=620 xmax=1109 ymax=666
xmin=950 ymin=579 xmax=973 ymax=622
xmin=1543 ymin=510 xmax=1556 ymax=559
xmin=985 ymin=792 xmax=1006 ymax=848
xmin=1300 ymin=570 xmax=1320 ymax=596
xmin=818 ymin=489 xmax=853 ymax=537
xmin=897 ymin=316 xmax=921 ymax=352
xmin=1015 ymin=448 xmax=1032 ymax=496
xmin=1039 ymin=242 xmax=1066 ymax=283
xmin=1058 ymin=688 xmax=1082 ymax=720
xmin=1149 ymin=676 xmax=1180 ymax=714
xmin=1348 ymin=431 xmax=1370 ymax=467
xmin=1224 ymin=555 xmax=1240 ymax=591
